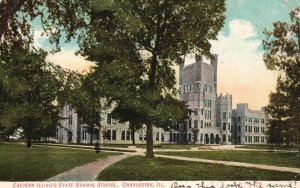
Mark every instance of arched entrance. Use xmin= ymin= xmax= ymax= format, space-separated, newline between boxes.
xmin=204 ymin=134 xmax=209 ymax=144
xmin=215 ymin=134 xmax=220 ymax=144
xmin=210 ymin=133 xmax=214 ymax=144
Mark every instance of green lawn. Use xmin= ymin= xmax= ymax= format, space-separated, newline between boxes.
xmin=236 ymin=144 xmax=299 ymax=151
xmin=0 ymin=143 xmax=120 ymax=181
xmin=156 ymin=150 xmax=300 ymax=168
xmin=103 ymin=144 xmax=203 ymax=149
xmin=97 ymin=156 xmax=300 ymax=180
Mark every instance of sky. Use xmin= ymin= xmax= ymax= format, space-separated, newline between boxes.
xmin=34 ymin=0 xmax=300 ymax=110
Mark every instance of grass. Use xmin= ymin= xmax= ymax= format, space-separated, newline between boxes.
xmin=97 ymin=156 xmax=300 ymax=180
xmin=156 ymin=150 xmax=300 ymax=168
xmin=236 ymin=144 xmax=300 ymax=151
xmin=0 ymin=143 xmax=120 ymax=181
xmin=102 ymin=143 xmax=203 ymax=149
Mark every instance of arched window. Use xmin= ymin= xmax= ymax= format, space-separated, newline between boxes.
xmin=223 ymin=134 xmax=226 ymax=143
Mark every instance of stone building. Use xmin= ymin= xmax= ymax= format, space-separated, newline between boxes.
xmin=217 ymin=93 xmax=233 ymax=144
xmin=56 ymin=54 xmax=268 ymax=145
xmin=56 ymin=104 xmax=100 ymax=144
xmin=176 ymin=54 xmax=221 ymax=144
xmin=56 ymin=104 xmax=164 ymax=144
xmin=232 ymin=103 xmax=268 ymax=145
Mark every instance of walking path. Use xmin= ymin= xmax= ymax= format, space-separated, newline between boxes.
xmin=45 ymin=144 xmax=300 ymax=181
xmin=154 ymin=154 xmax=300 ymax=174
xmin=47 ymin=154 xmax=129 ymax=181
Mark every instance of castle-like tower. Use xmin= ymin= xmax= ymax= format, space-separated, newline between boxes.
xmin=178 ymin=54 xmax=220 ymax=144
xmin=217 ymin=93 xmax=233 ymax=144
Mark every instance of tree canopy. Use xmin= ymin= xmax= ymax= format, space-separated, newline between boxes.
xmin=0 ymin=42 xmax=67 ymax=146
xmin=79 ymin=0 xmax=226 ymax=158
xmin=263 ymin=7 xmax=300 ymax=145
xmin=0 ymin=0 xmax=89 ymax=49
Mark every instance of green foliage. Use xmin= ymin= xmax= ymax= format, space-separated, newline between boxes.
xmin=79 ymin=0 xmax=226 ymax=157
xmin=65 ymin=71 xmax=103 ymax=144
xmin=0 ymin=43 xmax=66 ymax=145
xmin=97 ymin=156 xmax=300 ymax=180
xmin=0 ymin=0 xmax=90 ymax=50
xmin=263 ymin=8 xmax=300 ymax=146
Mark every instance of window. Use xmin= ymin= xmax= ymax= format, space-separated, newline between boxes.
xmin=238 ymin=125 xmax=241 ymax=132
xmin=261 ymin=136 xmax=265 ymax=143
xmin=261 ymin=127 xmax=265 ymax=133
xmin=201 ymin=120 xmax=203 ymax=128
xmin=223 ymin=112 xmax=227 ymax=119
xmin=222 ymin=122 xmax=226 ymax=130
xmin=156 ymin=132 xmax=160 ymax=141
xmin=245 ymin=125 xmax=248 ymax=132
xmin=68 ymin=115 xmax=72 ymax=125
xmin=194 ymin=120 xmax=198 ymax=128
xmin=112 ymin=130 xmax=116 ymax=140
xmin=261 ymin=118 xmax=265 ymax=124
xmin=204 ymin=99 xmax=211 ymax=108
xmin=204 ymin=84 xmax=208 ymax=92
xmin=209 ymin=85 xmax=213 ymax=92
xmin=204 ymin=110 xmax=211 ymax=119
xmin=184 ymin=84 xmax=193 ymax=93
xmin=170 ymin=132 xmax=180 ymax=142
xmin=188 ymin=133 xmax=192 ymax=141
xmin=139 ymin=131 xmax=143 ymax=141
xmin=238 ymin=116 xmax=241 ymax=122
xmin=245 ymin=136 xmax=248 ymax=142
xmin=107 ymin=113 xmax=112 ymax=124
xmin=121 ymin=130 xmax=126 ymax=140
xmin=228 ymin=123 xmax=231 ymax=131
xmin=106 ymin=129 xmax=116 ymax=140
xmin=82 ymin=129 xmax=86 ymax=140
xmin=126 ymin=131 xmax=131 ymax=141
xmin=107 ymin=130 xmax=111 ymax=140
xmin=189 ymin=119 xmax=192 ymax=128
xmin=194 ymin=108 xmax=198 ymax=115
xmin=223 ymin=134 xmax=226 ymax=142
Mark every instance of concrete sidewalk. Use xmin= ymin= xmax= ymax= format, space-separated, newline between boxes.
xmin=44 ymin=144 xmax=300 ymax=181
xmin=47 ymin=154 xmax=129 ymax=181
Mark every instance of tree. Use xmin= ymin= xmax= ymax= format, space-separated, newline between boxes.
xmin=79 ymin=0 xmax=226 ymax=158
xmin=66 ymin=71 xmax=103 ymax=145
xmin=0 ymin=0 xmax=90 ymax=49
xmin=0 ymin=42 xmax=66 ymax=147
xmin=112 ymin=103 xmax=145 ymax=145
xmin=263 ymin=7 xmax=300 ymax=146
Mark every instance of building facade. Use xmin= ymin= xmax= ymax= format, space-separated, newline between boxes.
xmin=177 ymin=54 xmax=220 ymax=144
xmin=232 ymin=103 xmax=268 ymax=145
xmin=56 ymin=54 xmax=269 ymax=145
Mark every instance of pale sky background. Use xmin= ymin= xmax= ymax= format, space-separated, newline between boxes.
xmin=34 ymin=0 xmax=300 ymax=110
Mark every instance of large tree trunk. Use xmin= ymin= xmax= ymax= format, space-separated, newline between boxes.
xmin=26 ymin=137 xmax=32 ymax=148
xmin=144 ymin=52 xmax=159 ymax=159
xmin=146 ymin=123 xmax=154 ymax=158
